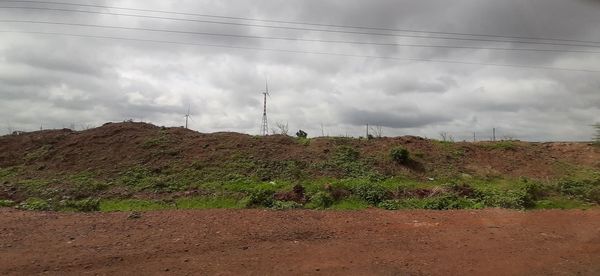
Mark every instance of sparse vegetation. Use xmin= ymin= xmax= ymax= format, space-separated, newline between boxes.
xmin=271 ymin=200 xmax=302 ymax=210
xmin=306 ymin=191 xmax=333 ymax=209
xmin=483 ymin=141 xmax=517 ymax=150
xmin=0 ymin=199 xmax=15 ymax=207
xmin=351 ymin=181 xmax=387 ymax=205
xmin=1 ymin=122 xmax=599 ymax=212
xmin=17 ymin=198 xmax=51 ymax=211
xmin=60 ymin=198 xmax=100 ymax=212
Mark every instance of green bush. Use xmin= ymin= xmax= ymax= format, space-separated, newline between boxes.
xmin=475 ymin=188 xmax=531 ymax=209
xmin=18 ymin=198 xmax=51 ymax=211
xmin=559 ymin=178 xmax=599 ymax=201
xmin=586 ymin=186 xmax=600 ymax=203
xmin=390 ymin=146 xmax=410 ymax=163
xmin=352 ymin=182 xmax=388 ymax=205
xmin=243 ymin=189 xmax=275 ymax=208
xmin=306 ymin=191 xmax=333 ymax=209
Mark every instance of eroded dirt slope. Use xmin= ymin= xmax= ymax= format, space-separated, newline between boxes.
xmin=0 ymin=122 xmax=598 ymax=181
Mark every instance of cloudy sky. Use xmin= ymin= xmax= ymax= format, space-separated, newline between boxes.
xmin=1 ymin=0 xmax=599 ymax=141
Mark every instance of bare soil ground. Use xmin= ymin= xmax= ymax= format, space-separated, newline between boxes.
xmin=1 ymin=208 xmax=599 ymax=275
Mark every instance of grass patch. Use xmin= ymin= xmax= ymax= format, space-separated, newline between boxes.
xmin=0 ymin=166 xmax=21 ymax=179
xmin=433 ymin=140 xmax=465 ymax=158
xmin=23 ymin=145 xmax=53 ymax=162
xmin=329 ymin=197 xmax=369 ymax=210
xmin=534 ymin=197 xmax=592 ymax=210
xmin=481 ymin=141 xmax=518 ymax=150
xmin=141 ymin=130 xmax=170 ymax=149
xmin=59 ymin=198 xmax=100 ymax=212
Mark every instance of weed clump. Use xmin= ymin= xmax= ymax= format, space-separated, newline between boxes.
xmin=271 ymin=200 xmax=302 ymax=210
xmin=61 ymin=198 xmax=100 ymax=212
xmin=18 ymin=198 xmax=51 ymax=211
xmin=306 ymin=191 xmax=333 ymax=209
xmin=559 ymin=176 xmax=600 ymax=203
xmin=352 ymin=182 xmax=388 ymax=205
xmin=243 ymin=189 xmax=275 ymax=208
xmin=390 ymin=146 xmax=410 ymax=164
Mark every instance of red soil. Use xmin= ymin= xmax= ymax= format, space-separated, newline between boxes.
xmin=1 ymin=208 xmax=599 ymax=275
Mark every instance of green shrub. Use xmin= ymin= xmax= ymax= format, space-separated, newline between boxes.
xmin=306 ymin=191 xmax=333 ymax=209
xmin=390 ymin=146 xmax=410 ymax=163
xmin=475 ymin=188 xmax=531 ymax=209
xmin=586 ymin=186 xmax=600 ymax=203
xmin=271 ymin=200 xmax=302 ymax=210
xmin=352 ymin=182 xmax=388 ymax=205
xmin=243 ymin=189 xmax=275 ymax=208
xmin=558 ymin=177 xmax=600 ymax=202
xmin=18 ymin=198 xmax=51 ymax=211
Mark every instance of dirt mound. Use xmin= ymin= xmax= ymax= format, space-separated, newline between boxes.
xmin=1 ymin=122 xmax=598 ymax=181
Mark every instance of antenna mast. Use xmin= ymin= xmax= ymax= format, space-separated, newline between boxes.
xmin=260 ymin=79 xmax=270 ymax=136
xmin=184 ymin=104 xmax=191 ymax=129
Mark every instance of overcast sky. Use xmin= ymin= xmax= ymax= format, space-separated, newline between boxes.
xmin=1 ymin=0 xmax=599 ymax=141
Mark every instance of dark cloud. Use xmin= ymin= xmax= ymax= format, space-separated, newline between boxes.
xmin=0 ymin=0 xmax=599 ymax=140
xmin=339 ymin=107 xmax=451 ymax=129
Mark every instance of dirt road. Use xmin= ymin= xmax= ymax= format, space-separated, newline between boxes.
xmin=1 ymin=208 xmax=599 ymax=275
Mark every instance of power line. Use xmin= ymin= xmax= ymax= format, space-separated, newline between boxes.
xmin=4 ymin=19 xmax=600 ymax=54
xmin=2 ymin=30 xmax=599 ymax=73
xmin=4 ymin=0 xmax=600 ymax=46
xmin=2 ymin=6 xmax=600 ymax=49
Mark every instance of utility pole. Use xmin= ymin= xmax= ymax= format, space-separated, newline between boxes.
xmin=493 ymin=128 xmax=496 ymax=142
xmin=473 ymin=132 xmax=476 ymax=142
xmin=366 ymin=123 xmax=369 ymax=138
xmin=260 ymin=79 xmax=270 ymax=136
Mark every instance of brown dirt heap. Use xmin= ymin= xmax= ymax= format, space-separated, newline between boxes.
xmin=0 ymin=122 xmax=598 ymax=181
